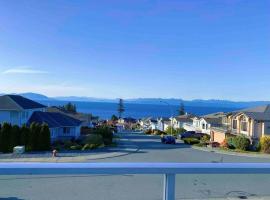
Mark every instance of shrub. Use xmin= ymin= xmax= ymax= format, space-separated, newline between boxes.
xmin=226 ymin=137 xmax=236 ymax=149
xmin=70 ymin=145 xmax=82 ymax=150
xmin=39 ymin=123 xmax=51 ymax=151
xmin=63 ymin=140 xmax=74 ymax=149
xmin=0 ymin=123 xmax=12 ymax=153
xmin=20 ymin=124 xmax=30 ymax=147
xmin=153 ymin=129 xmax=166 ymax=135
xmin=95 ymin=126 xmax=113 ymax=145
xmin=201 ymin=135 xmax=210 ymax=144
xmin=176 ymin=128 xmax=186 ymax=134
xmin=232 ymin=135 xmax=250 ymax=151
xmin=144 ymin=129 xmax=152 ymax=134
xmin=220 ymin=139 xmax=229 ymax=148
xmin=260 ymin=136 xmax=270 ymax=153
xmin=10 ymin=125 xmax=20 ymax=149
xmin=82 ymin=143 xmax=99 ymax=150
xmin=84 ymin=134 xmax=104 ymax=146
xmin=183 ymin=138 xmax=200 ymax=145
xmin=29 ymin=122 xmax=40 ymax=151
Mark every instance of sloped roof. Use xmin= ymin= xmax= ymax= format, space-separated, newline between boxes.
xmin=231 ymin=105 xmax=270 ymax=121
xmin=46 ymin=106 xmax=97 ymax=124
xmin=158 ymin=117 xmax=170 ymax=122
xmin=239 ymin=105 xmax=270 ymax=113
xmin=202 ymin=112 xmax=226 ymax=119
xmin=27 ymin=111 xmax=82 ymax=128
xmin=174 ymin=114 xmax=195 ymax=122
xmin=0 ymin=95 xmax=46 ymax=110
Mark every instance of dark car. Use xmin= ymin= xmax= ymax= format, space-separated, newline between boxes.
xmin=180 ymin=131 xmax=204 ymax=140
xmin=161 ymin=135 xmax=176 ymax=144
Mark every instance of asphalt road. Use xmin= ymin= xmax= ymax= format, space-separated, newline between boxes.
xmin=1 ymin=133 xmax=270 ymax=200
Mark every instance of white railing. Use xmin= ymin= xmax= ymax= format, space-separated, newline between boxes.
xmin=1 ymin=163 xmax=270 ymax=200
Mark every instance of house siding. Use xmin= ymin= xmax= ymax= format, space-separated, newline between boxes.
xmin=0 ymin=108 xmax=45 ymax=126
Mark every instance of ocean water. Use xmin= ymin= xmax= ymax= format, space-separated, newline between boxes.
xmin=40 ymin=100 xmax=240 ymax=120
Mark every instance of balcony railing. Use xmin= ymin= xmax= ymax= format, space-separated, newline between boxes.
xmin=1 ymin=163 xmax=270 ymax=200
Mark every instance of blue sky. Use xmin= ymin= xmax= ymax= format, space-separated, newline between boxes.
xmin=0 ymin=0 xmax=269 ymax=100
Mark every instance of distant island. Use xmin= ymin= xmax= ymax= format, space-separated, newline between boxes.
xmin=1 ymin=92 xmax=270 ymax=109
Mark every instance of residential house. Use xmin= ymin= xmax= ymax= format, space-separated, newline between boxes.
xmin=157 ymin=117 xmax=171 ymax=131
xmin=139 ymin=117 xmax=152 ymax=130
xmin=171 ymin=114 xmax=194 ymax=129
xmin=0 ymin=95 xmax=82 ymax=142
xmin=150 ymin=119 xmax=158 ymax=130
xmin=0 ymin=95 xmax=46 ymax=126
xmin=46 ymin=106 xmax=97 ymax=127
xmin=186 ymin=112 xmax=225 ymax=134
xmin=118 ymin=117 xmax=137 ymax=130
xmin=210 ymin=105 xmax=270 ymax=143
xmin=27 ymin=111 xmax=82 ymax=142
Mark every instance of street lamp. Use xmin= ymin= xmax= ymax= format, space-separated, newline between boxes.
xmin=160 ymin=100 xmax=173 ymax=136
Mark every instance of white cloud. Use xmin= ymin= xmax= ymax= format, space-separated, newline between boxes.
xmin=2 ymin=66 xmax=48 ymax=74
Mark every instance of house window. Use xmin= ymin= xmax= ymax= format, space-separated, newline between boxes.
xmin=202 ymin=123 xmax=205 ymax=129
xmin=63 ymin=127 xmax=70 ymax=135
xmin=241 ymin=118 xmax=247 ymax=132
xmin=233 ymin=119 xmax=237 ymax=129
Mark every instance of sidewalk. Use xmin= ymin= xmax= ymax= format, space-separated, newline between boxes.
xmin=192 ymin=145 xmax=270 ymax=158
xmin=0 ymin=144 xmax=139 ymax=163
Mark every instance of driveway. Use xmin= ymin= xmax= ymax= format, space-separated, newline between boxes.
xmin=1 ymin=133 xmax=270 ymax=200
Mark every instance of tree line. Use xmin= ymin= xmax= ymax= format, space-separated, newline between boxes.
xmin=0 ymin=122 xmax=51 ymax=153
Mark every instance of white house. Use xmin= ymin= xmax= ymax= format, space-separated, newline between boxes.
xmin=0 ymin=95 xmax=82 ymax=142
xmin=157 ymin=117 xmax=171 ymax=131
xmin=189 ymin=112 xmax=226 ymax=134
xmin=150 ymin=119 xmax=158 ymax=130
xmin=171 ymin=114 xmax=194 ymax=129
xmin=139 ymin=117 xmax=152 ymax=130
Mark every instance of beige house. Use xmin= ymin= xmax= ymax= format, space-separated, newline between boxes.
xmin=210 ymin=105 xmax=270 ymax=143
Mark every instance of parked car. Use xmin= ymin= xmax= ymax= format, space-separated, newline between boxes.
xmin=180 ymin=131 xmax=205 ymax=140
xmin=161 ymin=135 xmax=176 ymax=144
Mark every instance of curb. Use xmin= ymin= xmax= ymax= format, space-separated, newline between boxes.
xmin=192 ymin=146 xmax=270 ymax=159
xmin=0 ymin=145 xmax=139 ymax=163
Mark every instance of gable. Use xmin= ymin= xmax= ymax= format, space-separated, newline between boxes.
xmin=0 ymin=95 xmax=46 ymax=110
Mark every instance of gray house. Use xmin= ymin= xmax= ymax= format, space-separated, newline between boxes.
xmin=0 ymin=95 xmax=82 ymax=141
xmin=0 ymin=95 xmax=46 ymax=126
xmin=27 ymin=111 xmax=82 ymax=141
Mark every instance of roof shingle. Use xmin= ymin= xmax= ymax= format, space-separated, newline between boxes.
xmin=0 ymin=95 xmax=46 ymax=110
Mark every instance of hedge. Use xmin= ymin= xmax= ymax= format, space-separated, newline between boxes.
xmin=183 ymin=138 xmax=200 ymax=145
xmin=0 ymin=122 xmax=51 ymax=153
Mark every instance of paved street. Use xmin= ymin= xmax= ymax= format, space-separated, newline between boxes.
xmin=1 ymin=133 xmax=270 ymax=200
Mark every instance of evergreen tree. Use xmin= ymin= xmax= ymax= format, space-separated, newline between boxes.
xmin=10 ymin=125 xmax=20 ymax=149
xmin=117 ymin=99 xmax=125 ymax=119
xmin=29 ymin=122 xmax=40 ymax=151
xmin=39 ymin=123 xmax=51 ymax=150
xmin=20 ymin=124 xmax=30 ymax=147
xmin=63 ymin=102 xmax=77 ymax=113
xmin=111 ymin=114 xmax=118 ymax=121
xmin=179 ymin=102 xmax=185 ymax=115
xmin=0 ymin=123 xmax=12 ymax=153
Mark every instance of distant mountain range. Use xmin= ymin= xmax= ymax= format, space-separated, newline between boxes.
xmin=1 ymin=92 xmax=270 ymax=109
